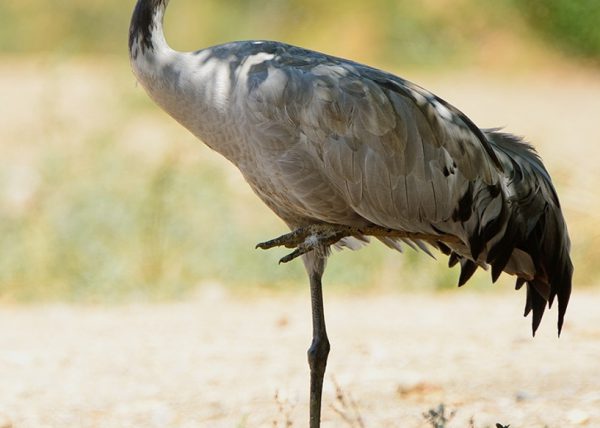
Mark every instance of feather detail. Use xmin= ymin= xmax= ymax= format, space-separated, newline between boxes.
xmin=458 ymin=259 xmax=478 ymax=287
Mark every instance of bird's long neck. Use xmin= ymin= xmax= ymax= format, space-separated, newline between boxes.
xmin=128 ymin=0 xmax=240 ymax=161
xmin=129 ymin=0 xmax=171 ymax=60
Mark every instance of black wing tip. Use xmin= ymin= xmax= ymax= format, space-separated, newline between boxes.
xmin=458 ymin=259 xmax=478 ymax=287
xmin=448 ymin=252 xmax=460 ymax=268
xmin=557 ymin=262 xmax=573 ymax=336
xmin=481 ymin=129 xmax=573 ymax=336
xmin=523 ymin=259 xmax=572 ymax=337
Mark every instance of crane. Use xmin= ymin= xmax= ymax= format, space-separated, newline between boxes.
xmin=129 ymin=1 xmax=573 ymax=426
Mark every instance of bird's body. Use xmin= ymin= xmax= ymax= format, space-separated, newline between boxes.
xmin=129 ymin=1 xmax=573 ymax=426
xmin=134 ymin=38 xmax=493 ymax=232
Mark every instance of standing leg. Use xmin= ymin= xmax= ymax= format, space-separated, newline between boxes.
xmin=303 ymin=252 xmax=330 ymax=428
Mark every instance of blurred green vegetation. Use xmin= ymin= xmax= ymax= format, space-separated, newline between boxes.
xmin=0 ymin=0 xmax=598 ymax=301
xmin=516 ymin=0 xmax=600 ymax=59
xmin=0 ymin=0 xmax=599 ymax=65
xmin=0 ymin=61 xmax=501 ymax=301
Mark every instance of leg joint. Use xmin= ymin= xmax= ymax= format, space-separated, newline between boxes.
xmin=307 ymin=337 xmax=330 ymax=372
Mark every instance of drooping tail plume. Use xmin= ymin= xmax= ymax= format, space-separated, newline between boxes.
xmin=484 ymin=130 xmax=573 ymax=335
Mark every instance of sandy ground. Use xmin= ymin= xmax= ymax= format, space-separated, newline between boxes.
xmin=0 ymin=288 xmax=599 ymax=428
xmin=0 ymin=61 xmax=599 ymax=428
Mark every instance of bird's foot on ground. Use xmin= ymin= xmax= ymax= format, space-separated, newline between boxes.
xmin=256 ymin=224 xmax=351 ymax=263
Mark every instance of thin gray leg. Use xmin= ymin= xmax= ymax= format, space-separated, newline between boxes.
xmin=303 ymin=253 xmax=330 ymax=428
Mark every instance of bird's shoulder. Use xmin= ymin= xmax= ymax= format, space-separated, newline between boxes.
xmin=224 ymin=40 xmax=501 ymax=184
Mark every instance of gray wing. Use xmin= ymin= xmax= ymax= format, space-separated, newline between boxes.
xmin=237 ymin=43 xmax=572 ymax=335
xmin=240 ymin=45 xmax=502 ymax=237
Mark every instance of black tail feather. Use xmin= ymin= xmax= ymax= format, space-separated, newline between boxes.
xmin=525 ymin=282 xmax=547 ymax=336
xmin=483 ymin=130 xmax=573 ymax=335
xmin=458 ymin=259 xmax=478 ymax=287
xmin=448 ymin=252 xmax=460 ymax=268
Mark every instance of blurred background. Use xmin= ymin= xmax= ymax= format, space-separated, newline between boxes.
xmin=1 ymin=1 xmax=600 ymax=427
xmin=0 ymin=0 xmax=598 ymax=301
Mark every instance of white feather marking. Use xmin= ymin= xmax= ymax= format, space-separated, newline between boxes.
xmin=433 ymin=100 xmax=453 ymax=121
xmin=502 ymin=176 xmax=515 ymax=198
xmin=241 ymin=53 xmax=275 ymax=71
xmin=213 ymin=61 xmax=231 ymax=108
xmin=410 ymin=90 xmax=427 ymax=105
xmin=305 ymin=235 xmax=320 ymax=247
xmin=194 ymin=50 xmax=211 ymax=63
xmin=237 ymin=53 xmax=276 ymax=90
xmin=312 ymin=64 xmax=347 ymax=77
xmin=191 ymin=57 xmax=233 ymax=110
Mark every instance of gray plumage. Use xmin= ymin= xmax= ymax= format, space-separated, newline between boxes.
xmin=129 ymin=0 xmax=572 ymax=333
xmin=129 ymin=1 xmax=573 ymax=425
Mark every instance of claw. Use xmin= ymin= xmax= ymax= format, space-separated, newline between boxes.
xmin=256 ymin=228 xmax=310 ymax=250
xmin=257 ymin=224 xmax=351 ymax=263
xmin=257 ymin=223 xmax=461 ymax=266
xmin=279 ymin=247 xmax=309 ymax=264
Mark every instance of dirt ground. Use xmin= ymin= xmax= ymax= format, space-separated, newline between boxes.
xmin=0 ymin=288 xmax=598 ymax=428
xmin=1 ymin=61 xmax=599 ymax=428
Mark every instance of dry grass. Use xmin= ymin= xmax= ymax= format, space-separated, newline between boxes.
xmin=330 ymin=377 xmax=366 ymax=428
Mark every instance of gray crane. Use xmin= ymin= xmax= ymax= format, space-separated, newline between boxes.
xmin=129 ymin=1 xmax=573 ymax=426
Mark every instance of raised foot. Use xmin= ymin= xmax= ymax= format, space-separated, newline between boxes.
xmin=256 ymin=224 xmax=351 ymax=263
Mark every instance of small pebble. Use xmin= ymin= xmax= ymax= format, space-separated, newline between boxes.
xmin=514 ymin=390 xmax=533 ymax=402
xmin=567 ymin=409 xmax=590 ymax=425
